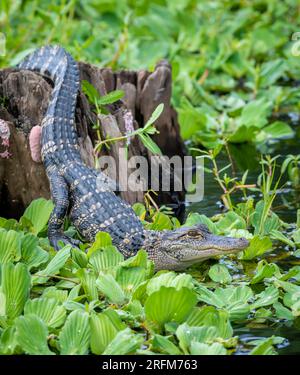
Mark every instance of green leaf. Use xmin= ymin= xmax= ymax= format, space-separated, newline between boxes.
xmin=229 ymin=125 xmax=258 ymax=143
xmin=102 ymin=328 xmax=143 ymax=355
xmin=250 ymin=337 xmax=277 ymax=355
xmin=15 ymin=314 xmax=54 ymax=355
xmin=151 ymin=334 xmax=182 ymax=355
xmin=21 ymin=234 xmax=49 ymax=270
xmin=291 ymin=297 xmax=300 ymax=317
xmin=190 ymin=342 xmax=227 ymax=355
xmin=177 ymin=99 xmax=207 ymax=140
xmin=24 ymin=297 xmax=66 ymax=329
xmin=89 ymin=246 xmax=124 ymax=274
xmin=226 ymin=301 xmax=250 ymax=321
xmin=1 ymin=262 xmax=31 ymax=320
xmin=125 ymin=299 xmax=144 ymax=317
xmin=42 ymin=287 xmax=68 ymax=303
xmin=254 ymin=307 xmax=272 ymax=319
xmin=196 ymin=285 xmax=224 ymax=309
xmin=216 ymin=211 xmax=246 ymax=233
xmin=71 ymin=247 xmax=88 ymax=268
xmin=251 ymin=261 xmax=281 ymax=284
xmin=0 ymin=230 xmax=22 ymax=263
xmin=87 ymin=231 xmax=113 ymax=257
xmin=259 ymin=59 xmax=286 ymax=88
xmin=197 ymin=285 xmax=253 ymax=321
xmin=132 ymin=203 xmax=147 ymax=219
xmin=280 ymin=266 xmax=300 ymax=282
xmin=144 ymin=103 xmax=164 ymax=129
xmin=132 ymin=280 xmax=149 ymax=302
xmin=0 ymin=218 xmax=19 ymax=231
xmin=33 ymin=246 xmax=71 ymax=284
xmin=251 ymin=285 xmax=279 ymax=309
xmin=81 ymin=80 xmax=100 ymax=102
xmin=270 ymin=230 xmax=295 ymax=247
xmin=257 ymin=121 xmax=294 ymax=142
xmin=223 ymin=52 xmax=247 ymax=78
xmin=273 ymin=302 xmax=293 ymax=320
xmin=251 ymin=201 xmax=281 ymax=236
xmin=90 ymin=311 xmax=124 ymax=354
xmin=116 ymin=266 xmax=147 ymax=298
xmin=0 ymin=291 xmax=6 ymax=316
xmin=139 ymin=133 xmax=162 ymax=155
xmin=146 ymin=272 xmax=193 ymax=295
xmin=176 ymin=323 xmax=219 ymax=354
xmin=0 ymin=326 xmax=19 ymax=355
xmin=96 ymin=273 xmax=126 ymax=305
xmin=215 ymin=287 xmax=252 ymax=320
xmin=186 ymin=306 xmax=233 ymax=339
xmin=239 ymin=235 xmax=272 ymax=260
xmin=59 ymin=310 xmax=90 ymax=355
xmin=148 ymin=212 xmax=173 ymax=230
xmin=97 ymin=90 xmax=124 ymax=105
xmin=208 ymin=264 xmax=232 ymax=284
xmin=240 ymin=98 xmax=271 ymax=128
xmin=292 ymin=229 xmax=300 ymax=246
xmin=77 ymin=268 xmax=98 ymax=301
xmin=121 ymin=249 xmax=149 ymax=269
xmin=145 ymin=286 xmax=197 ymax=330
xmin=22 ymin=198 xmax=54 ymax=234
xmin=183 ymin=213 xmax=217 ymax=234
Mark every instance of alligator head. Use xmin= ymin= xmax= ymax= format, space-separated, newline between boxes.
xmin=144 ymin=224 xmax=249 ymax=271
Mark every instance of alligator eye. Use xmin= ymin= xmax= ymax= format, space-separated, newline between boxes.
xmin=187 ymin=230 xmax=201 ymax=237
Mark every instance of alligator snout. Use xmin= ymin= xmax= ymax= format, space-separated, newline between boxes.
xmin=236 ymin=237 xmax=249 ymax=249
xmin=211 ymin=234 xmax=250 ymax=252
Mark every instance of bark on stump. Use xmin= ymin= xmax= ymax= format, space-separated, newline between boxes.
xmin=0 ymin=60 xmax=187 ymax=219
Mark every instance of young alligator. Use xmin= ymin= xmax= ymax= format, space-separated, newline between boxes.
xmin=18 ymin=45 xmax=249 ymax=270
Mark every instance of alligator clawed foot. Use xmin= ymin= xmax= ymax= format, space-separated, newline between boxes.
xmin=49 ymin=234 xmax=81 ymax=250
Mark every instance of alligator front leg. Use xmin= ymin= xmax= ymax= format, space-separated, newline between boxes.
xmin=47 ymin=166 xmax=80 ymax=250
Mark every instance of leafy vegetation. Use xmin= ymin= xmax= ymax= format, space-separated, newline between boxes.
xmin=0 ymin=185 xmax=299 ymax=355
xmin=2 ymin=0 xmax=300 ymax=148
xmin=82 ymin=80 xmax=164 ymax=156
xmin=1 ymin=0 xmax=300 ymax=355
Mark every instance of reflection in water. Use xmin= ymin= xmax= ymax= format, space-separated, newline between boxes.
xmin=234 ymin=323 xmax=300 ymax=355
xmin=187 ymin=136 xmax=300 ymax=223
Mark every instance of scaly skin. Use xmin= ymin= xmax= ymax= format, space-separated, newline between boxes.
xmin=18 ymin=45 xmax=249 ymax=270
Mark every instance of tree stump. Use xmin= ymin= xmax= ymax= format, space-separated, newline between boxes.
xmin=0 ymin=60 xmax=187 ymax=219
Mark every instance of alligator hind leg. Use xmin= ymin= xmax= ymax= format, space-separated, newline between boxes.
xmin=47 ymin=166 xmax=80 ymax=250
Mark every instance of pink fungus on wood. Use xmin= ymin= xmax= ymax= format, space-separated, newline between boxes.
xmin=124 ymin=110 xmax=134 ymax=145
xmin=0 ymin=119 xmax=10 ymax=147
xmin=29 ymin=125 xmax=42 ymax=163
xmin=0 ymin=119 xmax=11 ymax=158
xmin=0 ymin=150 xmax=11 ymax=158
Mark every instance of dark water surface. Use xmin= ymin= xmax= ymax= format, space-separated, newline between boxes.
xmin=186 ymin=121 xmax=300 ymax=354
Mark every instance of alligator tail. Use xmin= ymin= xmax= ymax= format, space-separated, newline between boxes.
xmin=17 ymin=45 xmax=81 ymax=165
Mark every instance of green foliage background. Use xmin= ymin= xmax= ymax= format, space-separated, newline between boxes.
xmin=1 ymin=0 xmax=300 ymax=147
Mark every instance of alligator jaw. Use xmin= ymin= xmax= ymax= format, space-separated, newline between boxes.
xmin=178 ymin=235 xmax=249 ymax=262
xmin=144 ymin=224 xmax=249 ymax=271
xmin=164 ymin=236 xmax=248 ymax=271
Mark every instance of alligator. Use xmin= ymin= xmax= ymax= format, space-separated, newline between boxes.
xmin=17 ymin=45 xmax=249 ymax=270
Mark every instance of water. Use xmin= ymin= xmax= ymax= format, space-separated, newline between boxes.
xmin=187 ymin=133 xmax=300 ymax=222
xmin=235 ymin=322 xmax=300 ymax=355
xmin=185 ymin=123 xmax=300 ymax=354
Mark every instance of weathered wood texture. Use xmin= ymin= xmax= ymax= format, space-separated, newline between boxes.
xmin=0 ymin=61 xmax=186 ymax=218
